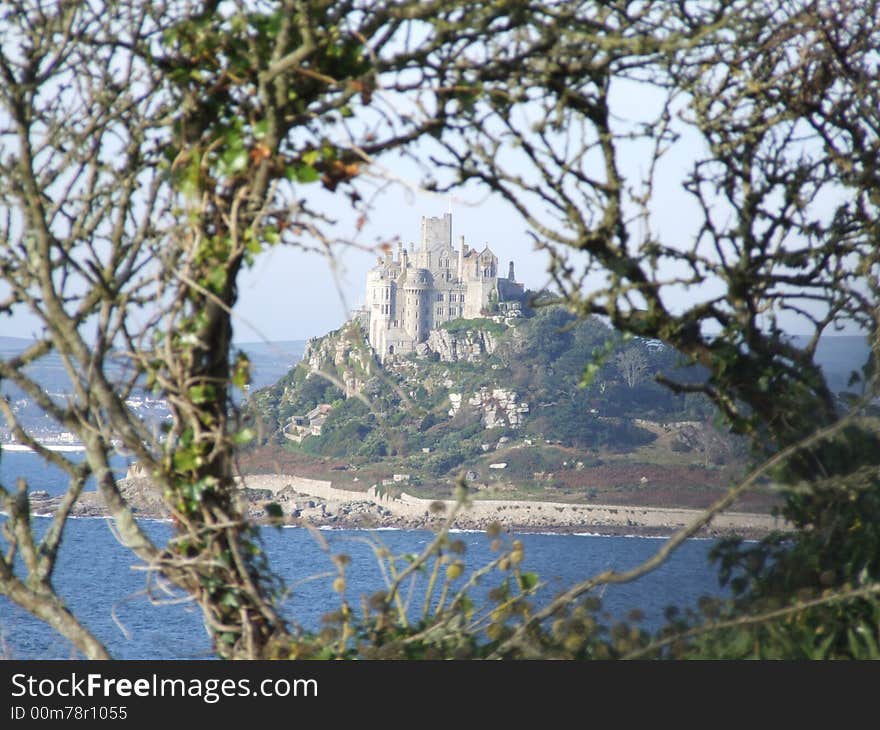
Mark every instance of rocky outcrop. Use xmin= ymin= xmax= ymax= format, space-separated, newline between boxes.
xmin=448 ymin=387 xmax=530 ymax=429
xmin=303 ymin=322 xmax=374 ymax=397
xmin=424 ymin=328 xmax=498 ymax=362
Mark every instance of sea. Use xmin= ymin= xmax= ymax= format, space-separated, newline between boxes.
xmin=0 ymin=450 xmax=729 ymax=660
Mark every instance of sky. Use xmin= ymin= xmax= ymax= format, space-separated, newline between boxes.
xmin=232 ymin=181 xmax=553 ymax=344
xmin=0 ymin=165 xmax=554 ymax=345
xmin=0 ymin=74 xmax=865 ymax=347
xmin=232 ymin=79 xmax=696 ymax=345
xmin=3 ymin=136 xmax=860 ymax=347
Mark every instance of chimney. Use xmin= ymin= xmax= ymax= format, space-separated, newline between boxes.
xmin=508 ymin=261 xmax=515 ymax=282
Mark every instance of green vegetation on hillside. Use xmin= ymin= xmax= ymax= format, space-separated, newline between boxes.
xmin=246 ymin=306 xmax=738 ymax=485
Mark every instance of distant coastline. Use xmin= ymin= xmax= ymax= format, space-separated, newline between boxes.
xmin=23 ymin=470 xmax=789 ymax=540
xmin=236 ymin=473 xmax=788 ymax=539
xmin=2 ymin=442 xmax=86 ymax=453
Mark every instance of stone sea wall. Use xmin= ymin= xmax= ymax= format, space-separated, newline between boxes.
xmin=238 ymin=473 xmax=786 ymax=534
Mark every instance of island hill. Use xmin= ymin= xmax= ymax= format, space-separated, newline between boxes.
xmin=242 ymin=217 xmax=780 ymax=530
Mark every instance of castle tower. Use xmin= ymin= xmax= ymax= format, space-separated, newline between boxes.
xmin=420 ymin=213 xmax=452 ymax=253
xmin=403 ymin=269 xmax=432 ymax=342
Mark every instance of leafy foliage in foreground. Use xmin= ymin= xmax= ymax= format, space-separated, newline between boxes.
xmin=2 ymin=0 xmax=880 ymax=660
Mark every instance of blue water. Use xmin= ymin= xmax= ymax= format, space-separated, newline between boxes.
xmin=0 ymin=450 xmax=129 ymax=497
xmin=0 ymin=452 xmax=727 ymax=659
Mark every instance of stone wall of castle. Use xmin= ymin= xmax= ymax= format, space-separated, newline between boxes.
xmin=365 ymin=214 xmax=523 ymax=357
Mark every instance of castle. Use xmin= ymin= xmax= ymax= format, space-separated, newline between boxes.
xmin=364 ymin=214 xmax=524 ymax=357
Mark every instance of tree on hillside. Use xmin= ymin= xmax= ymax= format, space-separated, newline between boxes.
xmin=1 ymin=0 xmax=878 ymax=660
xmin=615 ymin=348 xmax=649 ymax=390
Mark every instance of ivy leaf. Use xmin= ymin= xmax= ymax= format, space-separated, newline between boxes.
xmin=172 ymin=448 xmax=198 ymax=473
xmin=218 ymin=146 xmax=249 ymax=175
xmin=285 ymin=163 xmax=319 ymax=183
xmin=233 ymin=427 xmax=255 ymax=445
xmin=189 ymin=384 xmax=215 ymax=404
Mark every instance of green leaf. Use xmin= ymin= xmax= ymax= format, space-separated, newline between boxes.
xmin=263 ymin=226 xmax=280 ymax=245
xmin=518 ymin=571 xmax=539 ymax=591
xmin=728 ymin=629 xmax=754 ymax=658
xmin=173 ymin=449 xmax=198 ymax=472
xmin=285 ymin=163 xmax=319 ymax=184
xmin=188 ymin=384 xmax=215 ymax=404
xmin=219 ymin=146 xmax=249 ymax=175
xmin=856 ymin=623 xmax=880 ymax=658
xmin=206 ymin=265 xmax=227 ymax=293
xmin=178 ymin=155 xmax=202 ymax=198
xmin=810 ymin=631 xmax=837 ymax=660
xmin=233 ymin=427 xmax=255 ymax=445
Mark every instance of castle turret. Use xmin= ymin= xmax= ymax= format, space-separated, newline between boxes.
xmin=403 ymin=269 xmax=432 ymax=342
xmin=458 ymin=235 xmax=465 ymax=282
xmin=508 ymin=261 xmax=515 ymax=282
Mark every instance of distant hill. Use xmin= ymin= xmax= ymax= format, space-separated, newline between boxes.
xmin=244 ymin=314 xmax=877 ymax=497
xmin=246 ymin=309 xmax=740 ymax=478
xmin=235 ymin=340 xmax=307 ymax=390
xmin=0 ymin=335 xmax=39 ymax=354
xmin=798 ymin=335 xmax=871 ymax=394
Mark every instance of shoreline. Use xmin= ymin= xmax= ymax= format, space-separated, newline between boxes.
xmin=24 ymin=472 xmax=789 ymax=541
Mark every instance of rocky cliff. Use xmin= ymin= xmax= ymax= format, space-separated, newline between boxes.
xmin=422 ymin=327 xmax=499 ymax=362
xmin=303 ymin=320 xmax=375 ymax=397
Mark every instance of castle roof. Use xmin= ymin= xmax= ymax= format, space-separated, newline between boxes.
xmin=463 ymin=245 xmax=496 ymax=259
